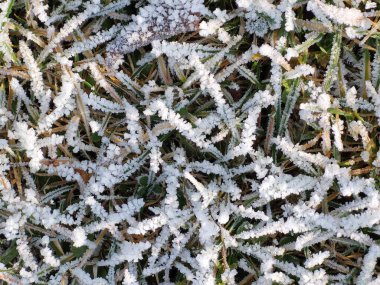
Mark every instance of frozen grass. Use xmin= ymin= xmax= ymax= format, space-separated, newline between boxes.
xmin=1 ymin=0 xmax=380 ymax=284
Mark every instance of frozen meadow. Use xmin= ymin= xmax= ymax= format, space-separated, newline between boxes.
xmin=1 ymin=0 xmax=380 ymax=284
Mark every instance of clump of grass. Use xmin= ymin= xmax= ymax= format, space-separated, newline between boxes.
xmin=1 ymin=0 xmax=380 ymax=284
